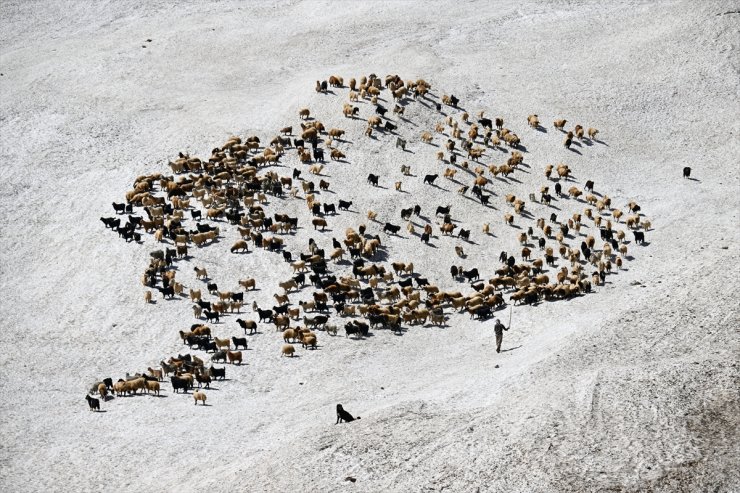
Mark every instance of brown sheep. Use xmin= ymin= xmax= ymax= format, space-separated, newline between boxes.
xmin=421 ymin=131 xmax=433 ymax=143
xmin=299 ymin=108 xmax=310 ymax=119
xmin=588 ymin=127 xmax=599 ymax=140
xmin=527 ymin=114 xmax=539 ymax=128
xmin=231 ymin=240 xmax=249 ymax=253
xmin=144 ymin=290 xmax=152 ymax=304
xmin=522 ymin=247 xmax=532 ymax=260
xmin=330 ymin=148 xmax=345 ymax=161
xmin=281 ymin=344 xmax=295 ymax=357
xmin=329 ymin=128 xmax=345 ymax=139
xmin=227 ymin=351 xmax=242 ymax=365
xmin=554 ymin=119 xmax=567 ymax=130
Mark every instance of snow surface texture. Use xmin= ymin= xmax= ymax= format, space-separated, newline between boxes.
xmin=1 ymin=1 xmax=739 ymax=492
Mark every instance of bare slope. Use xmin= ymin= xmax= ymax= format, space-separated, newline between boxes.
xmin=0 ymin=1 xmax=738 ymax=492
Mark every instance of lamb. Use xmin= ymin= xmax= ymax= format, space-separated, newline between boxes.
xmin=193 ymin=390 xmax=207 ymax=405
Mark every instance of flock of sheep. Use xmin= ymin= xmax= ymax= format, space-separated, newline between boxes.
xmin=88 ymin=73 xmax=652 ymax=411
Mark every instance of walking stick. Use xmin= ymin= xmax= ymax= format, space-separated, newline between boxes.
xmin=508 ymin=305 xmax=513 ymax=329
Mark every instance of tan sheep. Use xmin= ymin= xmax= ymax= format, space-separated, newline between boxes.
xmin=281 ymin=344 xmax=295 ymax=357
xmin=482 ymin=223 xmax=490 ymax=235
xmin=145 ymin=380 xmax=160 ymax=396
xmin=367 ymin=115 xmax=382 ymax=127
xmin=239 ymin=278 xmax=256 ymax=290
xmin=504 ymin=213 xmax=514 ymax=226
xmin=587 ymin=127 xmax=599 ymax=139
xmin=144 ymin=290 xmax=152 ymax=304
xmin=193 ymin=390 xmax=207 ymax=405
xmin=299 ymin=107 xmax=310 ymax=119
xmin=421 ymin=131 xmax=433 ymax=143
xmin=553 ymin=119 xmax=567 ymax=130
xmin=328 ymin=128 xmax=345 ymax=138
xmin=367 ymin=210 xmax=378 ymax=221
xmin=527 ymin=114 xmax=539 ymax=128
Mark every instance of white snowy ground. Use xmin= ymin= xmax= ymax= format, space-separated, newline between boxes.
xmin=1 ymin=1 xmax=738 ymax=492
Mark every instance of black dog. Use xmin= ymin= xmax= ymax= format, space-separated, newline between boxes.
xmin=336 ymin=404 xmax=360 ymax=424
xmin=85 ymin=395 xmax=100 ymax=411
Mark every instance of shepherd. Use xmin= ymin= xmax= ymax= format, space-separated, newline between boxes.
xmin=494 ymin=308 xmax=511 ymax=353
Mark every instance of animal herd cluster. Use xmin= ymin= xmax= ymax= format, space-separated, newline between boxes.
xmin=88 ymin=72 xmax=652 ymax=411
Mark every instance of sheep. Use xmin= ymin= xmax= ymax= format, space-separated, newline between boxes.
xmin=421 ymin=131 xmax=433 ymax=143
xmin=239 ymin=278 xmax=256 ymax=290
xmin=527 ymin=114 xmax=539 ymax=128
xmin=230 ymin=240 xmax=249 ymax=253
xmin=281 ymin=344 xmax=296 ymax=357
xmin=504 ymin=213 xmax=514 ymax=226
xmin=312 ymin=218 xmax=328 ymax=231
xmin=367 ymin=210 xmax=378 ymax=222
xmin=193 ymin=390 xmax=207 ymax=405
xmin=554 ymin=119 xmax=567 ymax=130
xmin=330 ymin=148 xmax=345 ymax=161
xmin=279 ymin=279 xmax=298 ymax=293
xmin=214 ymin=337 xmax=231 ymax=351
xmin=587 ymin=127 xmax=599 ymax=140
xmin=482 ymin=223 xmax=490 ymax=235
xmin=455 ymin=246 xmax=465 ymax=258
xmin=193 ymin=266 xmax=208 ymax=279
xmin=145 ymin=380 xmax=160 ymax=395
xmin=227 ymin=351 xmax=243 ymax=365
xmin=309 ymin=164 xmax=324 ymax=175
xmin=299 ymin=107 xmax=310 ymax=119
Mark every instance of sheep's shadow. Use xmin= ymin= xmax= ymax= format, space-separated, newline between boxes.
xmin=535 ymin=127 xmax=547 ymax=133
xmin=568 ymin=148 xmax=582 ymax=155
xmin=686 ymin=177 xmax=701 ymax=182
